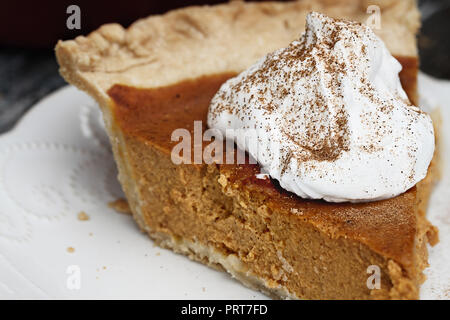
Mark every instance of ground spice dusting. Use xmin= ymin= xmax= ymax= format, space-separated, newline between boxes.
xmin=208 ymin=12 xmax=434 ymax=201
xmin=210 ymin=13 xmax=363 ymax=165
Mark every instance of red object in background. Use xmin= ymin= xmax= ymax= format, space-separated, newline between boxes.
xmin=0 ymin=0 xmax=230 ymax=48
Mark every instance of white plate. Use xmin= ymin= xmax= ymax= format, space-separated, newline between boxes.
xmin=0 ymin=73 xmax=448 ymax=299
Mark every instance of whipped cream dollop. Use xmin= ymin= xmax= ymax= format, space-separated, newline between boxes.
xmin=207 ymin=12 xmax=435 ymax=202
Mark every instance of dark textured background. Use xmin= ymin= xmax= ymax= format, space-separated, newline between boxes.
xmin=0 ymin=0 xmax=448 ymax=133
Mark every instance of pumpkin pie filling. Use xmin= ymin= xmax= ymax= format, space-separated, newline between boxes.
xmin=106 ymin=56 xmax=438 ymax=299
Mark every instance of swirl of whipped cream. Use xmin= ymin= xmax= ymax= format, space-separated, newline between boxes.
xmin=207 ymin=12 xmax=434 ymax=202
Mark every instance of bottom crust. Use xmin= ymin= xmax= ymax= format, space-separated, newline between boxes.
xmin=143 ymin=223 xmax=434 ymax=300
xmin=149 ymin=230 xmax=297 ymax=299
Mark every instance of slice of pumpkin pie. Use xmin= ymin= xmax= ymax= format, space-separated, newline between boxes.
xmin=56 ymin=0 xmax=439 ymax=299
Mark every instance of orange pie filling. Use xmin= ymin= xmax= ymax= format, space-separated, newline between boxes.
xmin=106 ymin=56 xmax=438 ymax=299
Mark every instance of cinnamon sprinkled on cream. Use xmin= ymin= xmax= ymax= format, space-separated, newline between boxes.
xmin=208 ymin=12 xmax=434 ymax=202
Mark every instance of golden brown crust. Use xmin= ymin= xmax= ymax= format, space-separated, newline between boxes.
xmin=56 ymin=0 xmax=420 ymax=97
